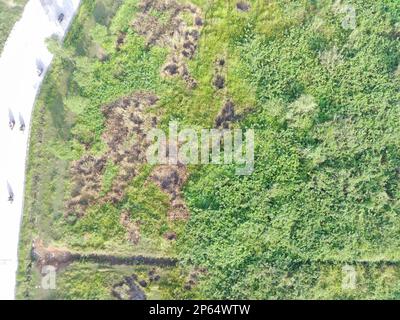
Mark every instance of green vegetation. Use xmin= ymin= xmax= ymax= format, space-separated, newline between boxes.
xmin=17 ymin=0 xmax=189 ymax=299
xmin=0 ymin=0 xmax=27 ymax=52
xmin=17 ymin=0 xmax=400 ymax=299
xmin=178 ymin=0 xmax=400 ymax=299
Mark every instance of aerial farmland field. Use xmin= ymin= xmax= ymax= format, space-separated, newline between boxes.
xmin=0 ymin=0 xmax=399 ymax=303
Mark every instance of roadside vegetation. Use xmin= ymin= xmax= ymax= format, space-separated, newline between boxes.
xmin=0 ymin=0 xmax=27 ymax=52
xmin=179 ymin=0 xmax=400 ymax=299
xmin=17 ymin=0 xmax=400 ymax=299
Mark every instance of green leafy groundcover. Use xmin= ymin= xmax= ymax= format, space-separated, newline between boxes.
xmin=17 ymin=0 xmax=400 ymax=299
xmin=177 ymin=0 xmax=400 ymax=299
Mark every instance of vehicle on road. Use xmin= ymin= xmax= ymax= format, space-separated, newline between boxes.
xmin=19 ymin=113 xmax=25 ymax=132
xmin=58 ymin=13 xmax=64 ymax=23
xmin=36 ymin=59 xmax=44 ymax=76
xmin=8 ymin=109 xmax=15 ymax=130
xmin=7 ymin=182 xmax=14 ymax=203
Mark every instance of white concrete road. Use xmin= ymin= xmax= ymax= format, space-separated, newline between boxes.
xmin=0 ymin=0 xmax=80 ymax=300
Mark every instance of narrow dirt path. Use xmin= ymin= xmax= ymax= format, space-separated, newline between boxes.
xmin=32 ymin=240 xmax=177 ymax=271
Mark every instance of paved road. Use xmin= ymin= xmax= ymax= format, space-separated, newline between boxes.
xmin=0 ymin=0 xmax=80 ymax=300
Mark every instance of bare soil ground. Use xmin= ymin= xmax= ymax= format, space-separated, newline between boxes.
xmin=67 ymin=92 xmax=159 ymax=217
xmin=112 ymin=274 xmax=146 ymax=300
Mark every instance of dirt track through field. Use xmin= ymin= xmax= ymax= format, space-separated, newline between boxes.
xmin=76 ymin=254 xmax=177 ymax=267
xmin=32 ymin=239 xmax=177 ymax=271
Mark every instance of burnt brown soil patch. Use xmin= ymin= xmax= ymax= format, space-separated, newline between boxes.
xmin=116 ymin=31 xmax=127 ymax=51
xmin=133 ymin=0 xmax=203 ymax=89
xmin=164 ymin=231 xmax=177 ymax=241
xmin=67 ymin=92 xmax=159 ymax=217
xmin=112 ymin=274 xmax=147 ymax=300
xmin=236 ymin=1 xmax=250 ymax=12
xmin=32 ymin=239 xmax=75 ymax=271
xmin=184 ymin=267 xmax=207 ymax=291
xmin=213 ymin=55 xmax=227 ymax=90
xmin=213 ymin=74 xmax=225 ymax=89
xmin=149 ymin=164 xmax=190 ymax=220
xmin=215 ymin=100 xmax=236 ymax=129
xmin=120 ymin=210 xmax=141 ymax=245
